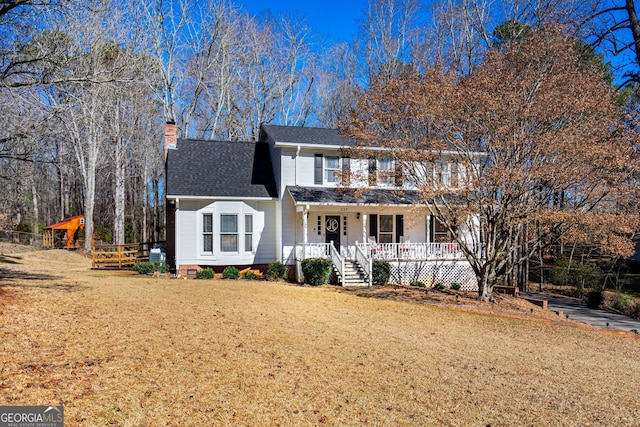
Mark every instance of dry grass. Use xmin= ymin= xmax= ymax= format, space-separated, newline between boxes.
xmin=1 ymin=247 xmax=639 ymax=426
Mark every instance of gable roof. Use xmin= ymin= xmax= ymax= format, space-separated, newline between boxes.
xmin=166 ymin=139 xmax=277 ymax=198
xmin=260 ymin=124 xmax=356 ymax=147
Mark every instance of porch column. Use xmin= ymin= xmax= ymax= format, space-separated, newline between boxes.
xmin=362 ymin=213 xmax=367 ymax=243
xmin=302 ymin=208 xmax=309 ymax=245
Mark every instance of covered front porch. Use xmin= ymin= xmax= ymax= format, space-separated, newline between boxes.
xmin=285 ymin=186 xmax=477 ymax=290
xmin=294 ymin=241 xmax=475 ymax=290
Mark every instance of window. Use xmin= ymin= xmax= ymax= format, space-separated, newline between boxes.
xmin=379 ymin=215 xmax=393 ymax=243
xmin=377 ymin=159 xmax=395 ymax=186
xmin=324 ymin=156 xmax=341 ymax=183
xmin=433 ymin=218 xmax=452 ymax=242
xmin=203 ymin=214 xmax=213 ymax=253
xmin=244 ymin=214 xmax=253 ymax=252
xmin=370 ymin=214 xmax=404 ymax=243
xmin=435 ymin=160 xmax=450 ymax=185
xmin=220 ymin=214 xmax=238 ymax=252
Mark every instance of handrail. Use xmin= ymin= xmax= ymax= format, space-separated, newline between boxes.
xmin=356 ymin=242 xmax=465 ymax=261
xmin=329 ymin=242 xmax=345 ymax=285
xmin=296 ymin=242 xmax=332 ymax=260
xmin=355 ymin=242 xmax=372 ymax=287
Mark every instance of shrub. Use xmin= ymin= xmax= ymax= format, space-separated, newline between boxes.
xmin=266 ymin=262 xmax=288 ymax=281
xmin=411 ymin=280 xmax=426 ymax=288
xmin=550 ymin=254 xmax=603 ymax=296
xmin=450 ymin=282 xmax=462 ymax=291
xmin=434 ymin=282 xmax=446 ymax=290
xmin=195 ymin=268 xmax=214 ymax=280
xmin=134 ymin=261 xmax=167 ymax=275
xmin=613 ymin=292 xmax=633 ymax=314
xmin=586 ymin=290 xmax=604 ymax=308
xmin=301 ymin=258 xmax=332 ymax=286
xmin=372 ymin=260 xmax=391 ymax=286
xmin=222 ymin=266 xmax=240 ymax=280
xmin=242 ymin=270 xmax=259 ymax=280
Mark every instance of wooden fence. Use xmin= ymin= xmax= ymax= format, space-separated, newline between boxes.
xmin=91 ymin=242 xmax=166 ymax=269
xmin=92 ymin=243 xmax=141 ymax=268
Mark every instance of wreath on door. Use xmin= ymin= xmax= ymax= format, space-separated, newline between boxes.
xmin=326 ymin=218 xmax=339 ymax=233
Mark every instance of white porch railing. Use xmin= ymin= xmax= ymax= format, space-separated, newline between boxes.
xmin=358 ymin=242 xmax=465 ymax=261
xmin=355 ymin=243 xmax=372 ymax=287
xmin=296 ymin=242 xmax=331 ymax=260
xmin=329 ymin=243 xmax=345 ymax=285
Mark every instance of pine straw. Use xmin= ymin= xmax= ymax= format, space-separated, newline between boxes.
xmin=1 ymin=250 xmax=639 ymax=426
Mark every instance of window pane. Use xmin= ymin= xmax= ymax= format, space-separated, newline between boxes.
xmin=245 ymin=234 xmax=252 ymax=252
xmin=221 ymin=235 xmax=238 ymax=252
xmin=203 ymin=234 xmax=212 ymax=252
xmin=221 ymin=215 xmax=237 ymax=232
xmin=203 ymin=214 xmax=212 ymax=232
xmin=380 ymin=215 xmax=393 ymax=232
xmin=326 ymin=156 xmax=340 ymax=169
xmin=378 ymin=158 xmax=393 ymax=171
xmin=245 ymin=215 xmax=253 ymax=232
xmin=379 ymin=233 xmax=393 ymax=243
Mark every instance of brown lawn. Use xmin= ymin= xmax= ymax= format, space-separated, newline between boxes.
xmin=1 ymin=247 xmax=639 ymax=426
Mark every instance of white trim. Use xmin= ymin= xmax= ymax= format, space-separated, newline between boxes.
xmin=274 ymin=142 xmax=347 ymax=150
xmin=166 ymin=195 xmax=276 ymax=201
xmin=219 ymin=213 xmax=240 ymax=254
xmin=201 ymin=212 xmax=214 ymax=256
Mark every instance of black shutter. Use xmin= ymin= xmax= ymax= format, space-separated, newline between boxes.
xmin=342 ymin=157 xmax=350 ymax=186
xmin=428 ymin=215 xmax=434 ymax=243
xmin=394 ymin=161 xmax=404 ymax=187
xmin=368 ymin=158 xmax=377 ymax=186
xmin=396 ymin=215 xmax=404 ymax=243
xmin=314 ymin=154 xmax=323 ymax=184
xmin=369 ymin=214 xmax=378 ymax=241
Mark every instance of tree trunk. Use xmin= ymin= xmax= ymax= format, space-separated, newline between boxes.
xmin=626 ymin=0 xmax=640 ymax=70
xmin=477 ymin=265 xmax=495 ymax=302
xmin=31 ymin=164 xmax=39 ymax=235
xmin=83 ymin=168 xmax=95 ymax=251
xmin=114 ymin=136 xmax=125 ymax=245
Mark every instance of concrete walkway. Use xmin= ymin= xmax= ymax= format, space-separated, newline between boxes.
xmin=522 ymin=292 xmax=640 ymax=333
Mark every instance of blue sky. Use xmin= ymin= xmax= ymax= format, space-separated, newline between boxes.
xmin=234 ymin=0 xmax=368 ymax=42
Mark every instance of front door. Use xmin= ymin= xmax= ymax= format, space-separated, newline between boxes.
xmin=325 ymin=215 xmax=341 ymax=249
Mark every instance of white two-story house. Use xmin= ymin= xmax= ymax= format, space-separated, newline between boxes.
xmin=165 ymin=123 xmax=478 ymax=289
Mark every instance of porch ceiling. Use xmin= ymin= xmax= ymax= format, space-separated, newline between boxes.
xmin=287 ymin=186 xmax=422 ymax=206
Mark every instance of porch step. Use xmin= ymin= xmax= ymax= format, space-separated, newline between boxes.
xmin=336 ymin=261 xmax=369 ymax=287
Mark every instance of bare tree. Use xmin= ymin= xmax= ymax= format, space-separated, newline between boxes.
xmin=579 ymin=0 xmax=640 ymax=88
xmin=356 ymin=0 xmax=421 ymax=81
xmin=346 ymin=26 xmax=639 ymax=301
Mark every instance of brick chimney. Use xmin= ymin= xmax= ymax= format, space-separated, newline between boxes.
xmin=164 ymin=120 xmax=177 ymax=162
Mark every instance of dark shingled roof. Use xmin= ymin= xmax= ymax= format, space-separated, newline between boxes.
xmin=261 ymin=124 xmax=356 ymax=147
xmin=166 ymin=139 xmax=277 ymax=198
xmin=287 ymin=186 xmax=422 ymax=206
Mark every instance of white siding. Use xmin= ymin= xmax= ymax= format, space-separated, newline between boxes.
xmin=296 ymin=152 xmax=316 ymax=186
xmin=280 ymin=148 xmax=297 ymax=189
xmin=175 ymin=198 xmax=278 ymax=268
xmin=267 ymin=141 xmax=282 ymax=194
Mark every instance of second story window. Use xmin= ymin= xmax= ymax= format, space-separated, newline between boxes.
xmin=315 ymin=154 xmax=349 ymax=185
xmin=324 ymin=156 xmax=341 ymax=183
xmin=369 ymin=158 xmax=395 ymax=186
xmin=377 ymin=158 xmax=395 ymax=186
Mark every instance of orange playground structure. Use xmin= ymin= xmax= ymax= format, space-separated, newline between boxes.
xmin=43 ymin=215 xmax=85 ymax=249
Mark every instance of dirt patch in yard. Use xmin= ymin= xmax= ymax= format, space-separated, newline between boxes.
xmin=1 ymin=249 xmax=639 ymax=426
